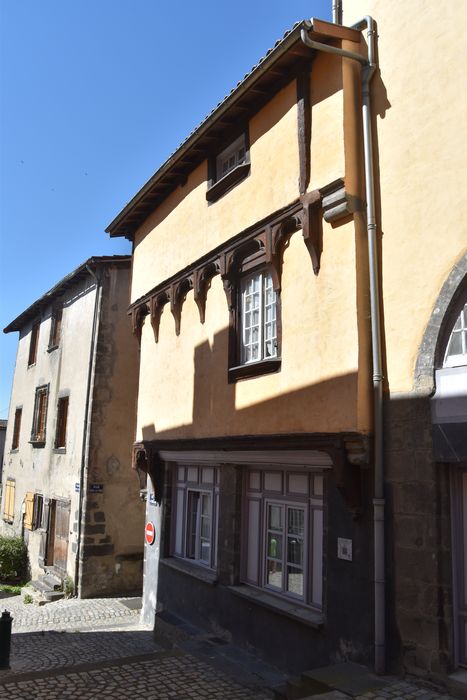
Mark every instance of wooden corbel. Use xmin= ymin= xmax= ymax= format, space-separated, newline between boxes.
xmin=300 ymin=190 xmax=322 ymax=275
xmin=131 ymin=304 xmax=149 ymax=342
xmin=194 ymin=262 xmax=220 ymax=323
xmin=150 ymin=290 xmax=170 ymax=343
xmin=131 ymin=442 xmax=164 ymax=504
xmin=171 ymin=276 xmax=194 ymax=335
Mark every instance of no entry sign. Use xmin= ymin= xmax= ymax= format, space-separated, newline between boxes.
xmin=145 ymin=521 xmax=155 ymax=545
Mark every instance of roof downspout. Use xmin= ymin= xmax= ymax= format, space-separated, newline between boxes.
xmin=301 ymin=18 xmax=385 ymax=674
xmin=332 ymin=0 xmax=343 ymax=25
xmin=74 ymin=264 xmax=103 ymax=597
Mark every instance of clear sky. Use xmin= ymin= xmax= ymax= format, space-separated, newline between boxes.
xmin=0 ymin=0 xmax=331 ymax=419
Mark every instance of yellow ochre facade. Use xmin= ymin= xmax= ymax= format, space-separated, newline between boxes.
xmin=108 ymin=3 xmax=467 ymax=683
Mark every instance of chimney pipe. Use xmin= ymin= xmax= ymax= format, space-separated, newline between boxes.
xmin=332 ymin=0 xmax=343 ymax=24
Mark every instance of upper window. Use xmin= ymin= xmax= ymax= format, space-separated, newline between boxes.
xmin=243 ymin=468 xmax=323 ymax=610
xmin=54 ymin=396 xmax=69 ymax=449
xmin=172 ymin=465 xmax=219 ymax=569
xmin=48 ymin=307 xmax=63 ymax=350
xmin=443 ymin=303 xmax=467 ymax=368
xmin=28 ymin=322 xmax=40 ymax=367
xmin=31 ymin=385 xmax=49 ymax=445
xmin=240 ymin=270 xmax=277 ymax=365
xmin=206 ymin=133 xmax=250 ymax=203
xmin=229 ymin=267 xmax=280 ymax=382
xmin=216 ymin=135 xmax=246 ymax=179
xmin=11 ymin=407 xmax=22 ymax=450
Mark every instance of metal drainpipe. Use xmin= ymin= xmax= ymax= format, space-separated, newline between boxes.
xmin=301 ymin=18 xmax=385 ymax=674
xmin=332 ymin=0 xmax=343 ymax=25
xmin=74 ymin=264 xmax=103 ymax=597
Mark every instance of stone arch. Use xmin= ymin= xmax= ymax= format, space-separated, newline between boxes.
xmin=414 ymin=251 xmax=467 ymax=392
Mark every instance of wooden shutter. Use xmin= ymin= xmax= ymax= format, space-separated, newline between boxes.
xmin=3 ymin=480 xmax=15 ymax=522
xmin=38 ymin=498 xmax=50 ymax=568
xmin=24 ymin=492 xmax=34 ymax=530
xmin=55 ymin=396 xmax=69 ymax=448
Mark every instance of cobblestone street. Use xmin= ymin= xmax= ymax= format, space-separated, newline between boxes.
xmin=0 ymin=594 xmax=460 ymax=700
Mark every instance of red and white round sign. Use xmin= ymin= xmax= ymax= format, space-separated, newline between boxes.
xmin=145 ymin=521 xmax=155 ymax=545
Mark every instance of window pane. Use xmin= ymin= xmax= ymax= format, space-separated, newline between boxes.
xmin=268 ymin=504 xmax=282 ymax=530
xmin=288 ymin=508 xmax=304 ymax=536
xmin=267 ymin=560 xmax=283 ymax=588
xmin=267 ymin=532 xmax=282 ymax=559
xmin=287 ymin=566 xmax=304 ymax=596
xmin=447 ymin=332 xmax=463 ymax=356
xmin=287 ymin=536 xmax=303 ymax=566
xmin=200 ymin=540 xmax=210 ymax=563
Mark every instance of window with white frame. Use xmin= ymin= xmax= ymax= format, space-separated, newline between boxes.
xmin=243 ymin=467 xmax=323 ymax=609
xmin=240 ymin=270 xmax=277 ymax=364
xmin=172 ymin=465 xmax=219 ymax=569
xmin=216 ymin=135 xmax=246 ymax=180
xmin=444 ymin=303 xmax=467 ymax=367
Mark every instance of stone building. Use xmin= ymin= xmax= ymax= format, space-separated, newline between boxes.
xmin=106 ymin=0 xmax=466 ymax=687
xmin=2 ymin=256 xmax=144 ymax=598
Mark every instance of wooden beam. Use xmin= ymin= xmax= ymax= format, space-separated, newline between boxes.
xmin=297 ymin=68 xmax=311 ymax=195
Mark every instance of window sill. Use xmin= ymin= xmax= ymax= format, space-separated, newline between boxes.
xmin=228 ymin=585 xmax=324 ymax=630
xmin=160 ymin=557 xmax=218 ymax=586
xmin=228 ymin=357 xmax=281 ymax=383
xmin=10 ymin=449 xmax=19 ymax=454
xmin=53 ymin=447 xmax=66 ymax=454
xmin=47 ymin=345 xmax=59 ymax=353
xmin=29 ymin=440 xmax=45 ymax=448
xmin=206 ymin=162 xmax=250 ymax=203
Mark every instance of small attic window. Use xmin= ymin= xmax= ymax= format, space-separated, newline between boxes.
xmin=206 ymin=132 xmax=250 ymax=203
xmin=443 ymin=302 xmax=467 ymax=368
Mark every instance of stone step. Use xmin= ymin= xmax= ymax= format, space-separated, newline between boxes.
xmin=27 ymin=581 xmax=64 ymax=604
xmin=40 ymin=573 xmax=62 ymax=590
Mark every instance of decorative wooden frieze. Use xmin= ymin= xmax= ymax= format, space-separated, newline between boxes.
xmin=128 ymin=187 xmax=343 ymax=342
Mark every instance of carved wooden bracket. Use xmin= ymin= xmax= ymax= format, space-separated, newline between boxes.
xmin=132 ymin=442 xmax=164 ymax=504
xmin=194 ymin=262 xmax=220 ymax=323
xmin=150 ymin=291 xmax=170 ymax=342
xmin=131 ymin=303 xmax=149 ymax=342
xmin=171 ymin=276 xmax=194 ymax=335
xmin=300 ymin=190 xmax=323 ymax=275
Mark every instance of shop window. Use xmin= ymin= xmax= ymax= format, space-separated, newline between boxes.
xmin=172 ymin=465 xmax=219 ymax=569
xmin=243 ymin=468 xmax=323 ymax=609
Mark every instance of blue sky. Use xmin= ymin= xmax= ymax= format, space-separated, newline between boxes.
xmin=0 ymin=0 xmax=331 ymax=419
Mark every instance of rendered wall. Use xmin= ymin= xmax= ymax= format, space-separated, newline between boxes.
xmin=132 ymin=55 xmax=373 ymax=442
xmin=1 ymin=279 xmax=98 ymax=582
xmin=79 ymin=265 xmax=144 ymax=597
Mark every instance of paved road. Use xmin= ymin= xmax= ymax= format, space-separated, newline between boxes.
xmin=0 ymin=594 xmax=458 ymax=700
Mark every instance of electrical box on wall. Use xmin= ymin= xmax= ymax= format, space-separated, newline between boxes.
xmin=337 ymin=537 xmax=352 ymax=561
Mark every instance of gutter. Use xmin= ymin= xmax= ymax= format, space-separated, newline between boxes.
xmin=301 ymin=18 xmax=386 ymax=673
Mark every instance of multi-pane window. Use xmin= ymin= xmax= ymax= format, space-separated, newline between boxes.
xmin=266 ymin=503 xmax=305 ymax=598
xmin=241 ymin=271 xmax=277 ymax=364
xmin=28 ymin=322 xmax=40 ymax=366
xmin=3 ymin=478 xmax=15 ymax=523
xmin=49 ymin=307 xmax=62 ymax=349
xmin=11 ymin=408 xmax=22 ymax=450
xmin=444 ymin=303 xmax=467 ymax=367
xmin=216 ymin=135 xmax=246 ymax=180
xmin=54 ymin=396 xmax=69 ymax=449
xmin=31 ymin=385 xmax=49 ymax=444
xmin=243 ymin=468 xmax=323 ymax=609
xmin=172 ymin=465 xmax=219 ymax=569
